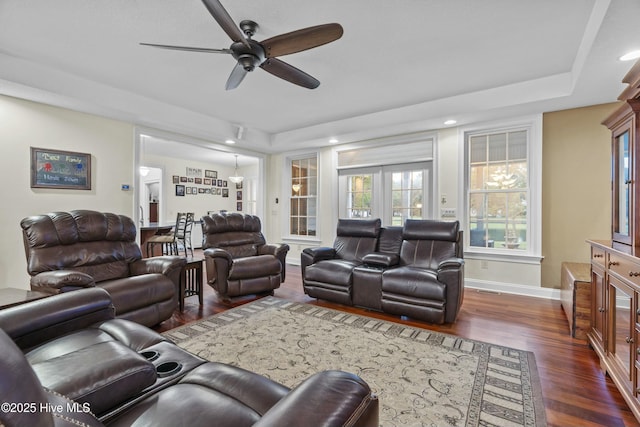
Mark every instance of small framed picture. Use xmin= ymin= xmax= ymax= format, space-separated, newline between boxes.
xmin=217 ymin=179 xmax=223 ymax=187
xmin=222 ymin=188 xmax=229 ymax=197
xmin=236 ymin=202 xmax=242 ymax=211
xmin=222 ymin=180 xmax=228 ymax=188
xmin=175 ymin=185 xmax=185 ymax=196
xmin=205 ymin=170 xmax=217 ymax=179
xmin=194 ymin=178 xmax=202 ymax=184
xmin=236 ymin=191 xmax=242 ymax=200
xmin=172 ymin=175 xmax=179 ymax=184
xmin=204 ymin=178 xmax=212 ymax=185
xmin=191 ymin=187 xmax=197 ymax=194
xmin=186 ymin=187 xmax=193 ymax=195
xmin=180 ymin=176 xmax=187 ymax=183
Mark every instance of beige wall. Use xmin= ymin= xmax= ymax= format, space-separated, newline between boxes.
xmin=541 ymin=103 xmax=618 ymax=288
xmin=0 ymin=95 xmax=135 ymax=289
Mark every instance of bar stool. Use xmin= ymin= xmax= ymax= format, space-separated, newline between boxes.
xmin=146 ymin=212 xmax=194 ymax=257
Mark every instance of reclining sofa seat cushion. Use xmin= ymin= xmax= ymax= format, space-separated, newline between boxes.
xmin=303 ymin=219 xmax=381 ymax=304
xmin=381 ymin=219 xmax=464 ymax=324
xmin=20 ymin=210 xmax=184 ymax=327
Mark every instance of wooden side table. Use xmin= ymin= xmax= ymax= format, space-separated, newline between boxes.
xmin=0 ymin=288 xmax=50 ymax=309
xmin=560 ymin=262 xmax=591 ymax=341
xmin=180 ymin=257 xmax=204 ymax=312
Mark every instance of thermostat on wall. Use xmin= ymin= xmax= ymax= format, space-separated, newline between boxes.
xmin=121 ymin=184 xmax=130 ymax=191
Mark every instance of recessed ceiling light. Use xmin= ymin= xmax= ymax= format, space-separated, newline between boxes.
xmin=444 ymin=119 xmax=457 ymax=125
xmin=329 ymin=138 xmax=339 ymax=144
xmin=620 ymin=50 xmax=640 ymax=61
xmin=225 ymin=139 xmax=236 ymax=144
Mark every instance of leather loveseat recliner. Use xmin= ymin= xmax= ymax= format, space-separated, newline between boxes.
xmin=201 ymin=212 xmax=290 ymax=301
xmin=20 ymin=210 xmax=186 ymax=327
xmin=0 ymin=288 xmax=378 ymax=427
xmin=302 ymin=218 xmax=464 ymax=324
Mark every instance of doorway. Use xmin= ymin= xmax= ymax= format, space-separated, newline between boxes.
xmin=139 ymin=166 xmax=163 ymax=226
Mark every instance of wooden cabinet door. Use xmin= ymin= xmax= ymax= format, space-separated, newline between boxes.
xmin=608 ymin=275 xmax=635 ymax=389
xmin=591 ymin=263 xmax=607 ymax=354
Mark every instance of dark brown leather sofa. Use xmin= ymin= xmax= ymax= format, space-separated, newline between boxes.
xmin=20 ymin=210 xmax=186 ymax=327
xmin=0 ymin=288 xmax=379 ymax=427
xmin=302 ymin=219 xmax=464 ymax=324
xmin=201 ymin=212 xmax=289 ymax=301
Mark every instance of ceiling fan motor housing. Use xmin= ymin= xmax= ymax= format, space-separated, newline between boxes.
xmin=231 ymin=40 xmax=265 ymax=71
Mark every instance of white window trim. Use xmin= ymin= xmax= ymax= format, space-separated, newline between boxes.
xmin=282 ymin=150 xmax=321 ymax=243
xmin=458 ymin=115 xmax=543 ymax=263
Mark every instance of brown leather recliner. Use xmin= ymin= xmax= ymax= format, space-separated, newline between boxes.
xmin=20 ymin=210 xmax=186 ymax=327
xmin=0 ymin=288 xmax=379 ymax=427
xmin=301 ymin=218 xmax=382 ymax=305
xmin=381 ymin=219 xmax=465 ymax=324
xmin=201 ymin=212 xmax=290 ymax=301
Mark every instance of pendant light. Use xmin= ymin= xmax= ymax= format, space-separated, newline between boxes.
xmin=228 ymin=154 xmax=244 ymax=184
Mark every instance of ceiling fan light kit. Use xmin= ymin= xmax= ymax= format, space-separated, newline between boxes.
xmin=141 ymin=0 xmax=343 ymax=90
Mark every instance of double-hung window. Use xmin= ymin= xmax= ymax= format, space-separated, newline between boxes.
xmin=464 ymin=117 xmax=541 ymax=257
xmin=289 ymin=155 xmax=317 ymax=236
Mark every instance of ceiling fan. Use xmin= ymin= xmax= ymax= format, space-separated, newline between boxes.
xmin=141 ymin=0 xmax=343 ymax=90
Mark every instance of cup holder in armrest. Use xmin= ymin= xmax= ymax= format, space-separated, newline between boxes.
xmin=156 ymin=361 xmax=182 ymax=378
xmin=140 ymin=350 xmax=160 ymax=362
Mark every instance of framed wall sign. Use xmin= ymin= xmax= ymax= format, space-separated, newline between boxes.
xmin=30 ymin=147 xmax=91 ymax=190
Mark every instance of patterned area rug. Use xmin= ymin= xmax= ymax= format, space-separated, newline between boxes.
xmin=163 ymin=297 xmax=547 ymax=427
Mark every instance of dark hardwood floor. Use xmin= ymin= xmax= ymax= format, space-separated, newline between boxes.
xmin=155 ymin=258 xmax=639 ymax=427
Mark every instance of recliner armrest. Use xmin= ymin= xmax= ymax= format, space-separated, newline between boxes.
xmin=203 ymin=248 xmax=233 ymax=263
xmin=362 ymin=252 xmax=399 ymax=269
xmin=302 ymin=246 xmax=336 ymax=263
xmin=258 ymin=242 xmax=290 ymax=257
xmin=130 ymin=256 xmax=185 ymax=277
xmin=437 ymin=257 xmax=464 ymax=271
xmin=0 ymin=288 xmax=115 ymax=350
xmin=30 ymin=270 xmax=95 ymax=293
xmin=254 ymin=370 xmax=379 ymax=427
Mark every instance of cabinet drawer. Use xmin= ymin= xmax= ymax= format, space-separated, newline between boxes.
xmin=609 ymin=253 xmax=640 ymax=288
xmin=592 ymin=247 xmax=606 ymax=268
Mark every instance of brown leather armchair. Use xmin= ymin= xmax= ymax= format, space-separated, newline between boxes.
xmin=201 ymin=212 xmax=289 ymax=302
xmin=20 ymin=210 xmax=186 ymax=327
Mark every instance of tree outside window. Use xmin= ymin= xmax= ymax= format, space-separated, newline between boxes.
xmin=290 ymin=156 xmax=317 ymax=236
xmin=346 ymin=174 xmax=372 ymax=218
xmin=468 ymin=130 xmax=528 ymax=250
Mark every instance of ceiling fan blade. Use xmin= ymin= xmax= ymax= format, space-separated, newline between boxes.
xmin=201 ymin=0 xmax=250 ymax=47
xmin=226 ymin=62 xmax=248 ymax=90
xmin=140 ymin=43 xmax=232 ymax=54
xmin=260 ymin=58 xmax=320 ymax=89
xmin=261 ymin=23 xmax=343 ymax=58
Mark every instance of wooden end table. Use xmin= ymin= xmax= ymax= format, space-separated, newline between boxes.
xmin=0 ymin=287 xmax=50 ymax=309
xmin=180 ymin=257 xmax=204 ymax=312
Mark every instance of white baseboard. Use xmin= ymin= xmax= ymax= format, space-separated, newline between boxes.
xmin=464 ymin=278 xmax=560 ymax=300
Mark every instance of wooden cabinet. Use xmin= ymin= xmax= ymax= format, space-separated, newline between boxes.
xmin=587 ymin=60 xmax=640 ymax=422
xmin=587 ymin=240 xmax=640 ymax=420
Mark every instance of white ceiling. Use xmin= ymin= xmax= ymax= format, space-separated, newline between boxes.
xmin=0 ymin=0 xmax=638 ymax=157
